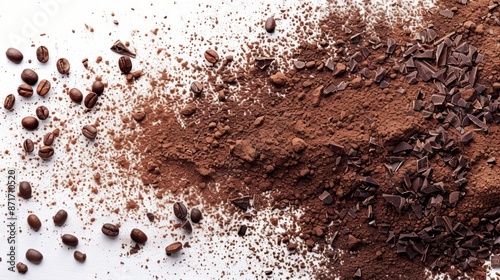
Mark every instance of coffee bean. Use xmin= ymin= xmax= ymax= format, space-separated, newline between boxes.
xmin=36 ymin=106 xmax=49 ymax=120
xmin=74 ymin=251 xmax=86 ymax=262
xmin=36 ymin=46 xmax=49 ymax=63
xmin=21 ymin=69 xmax=38 ymax=85
xmin=23 ymin=139 xmax=34 ymax=153
xmin=38 ymin=146 xmax=54 ymax=159
xmin=130 ymin=228 xmax=148 ymax=243
xmin=190 ymin=208 xmax=202 ymax=223
xmin=21 ymin=116 xmax=39 ymax=130
xmin=265 ymin=16 xmax=276 ymax=33
xmin=53 ymin=209 xmax=68 ymax=226
xmin=84 ymin=92 xmax=98 ymax=108
xmin=25 ymin=249 xmax=43 ymax=264
xmin=146 ymin=212 xmax=155 ymax=222
xmin=18 ymin=84 xmax=33 ymax=98
xmin=19 ymin=181 xmax=32 ymax=199
xmin=190 ymin=81 xmax=203 ymax=95
xmin=43 ymin=132 xmax=55 ymax=146
xmin=173 ymin=202 xmax=188 ymax=219
xmin=27 ymin=214 xmax=41 ymax=231
xmin=56 ymin=58 xmax=70 ymax=74
xmin=36 ymin=79 xmax=51 ymax=96
xmin=181 ymin=220 xmax=193 ymax=234
xmin=6 ymin=48 xmax=23 ymax=63
xmin=132 ymin=111 xmax=146 ymax=122
xmin=92 ymin=81 xmax=105 ymax=95
xmin=101 ymin=223 xmax=119 ymax=237
xmin=165 ymin=242 xmax=183 ymax=255
xmin=16 ymin=262 xmax=28 ymax=274
xmin=204 ymin=49 xmax=219 ymax=64
xmin=4 ymin=94 xmax=15 ymax=110
xmin=118 ymin=56 xmax=132 ymax=73
xmin=69 ymin=88 xmax=83 ymax=103
xmin=82 ymin=125 xmax=97 ymax=139
xmin=61 ymin=234 xmax=78 ymax=246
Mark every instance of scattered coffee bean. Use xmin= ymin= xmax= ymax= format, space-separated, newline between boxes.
xmin=132 ymin=111 xmax=146 ymax=122
xmin=23 ymin=139 xmax=34 ymax=153
xmin=56 ymin=58 xmax=70 ymax=74
xmin=36 ymin=46 xmax=49 ymax=63
xmin=265 ymin=16 xmax=276 ymax=33
xmin=181 ymin=220 xmax=193 ymax=234
xmin=4 ymin=94 xmax=15 ymax=110
xmin=25 ymin=249 xmax=43 ymax=264
xmin=6 ymin=48 xmax=23 ymax=63
xmin=118 ymin=56 xmax=132 ymax=73
xmin=43 ymin=132 xmax=55 ymax=146
xmin=146 ymin=212 xmax=155 ymax=222
xmin=21 ymin=116 xmax=39 ymax=130
xmin=38 ymin=146 xmax=54 ymax=159
xmin=17 ymin=84 xmax=34 ymax=98
xmin=27 ymin=214 xmax=41 ymax=231
xmin=36 ymin=79 xmax=51 ymax=96
xmin=92 ymin=81 xmax=105 ymax=95
xmin=19 ymin=181 xmax=32 ymax=199
xmin=101 ymin=223 xmax=119 ymax=237
xmin=35 ymin=106 xmax=49 ymax=120
xmin=61 ymin=234 xmax=79 ymax=246
xmin=190 ymin=81 xmax=203 ymax=95
xmin=165 ymin=242 xmax=183 ymax=255
xmin=82 ymin=125 xmax=97 ymax=140
xmin=204 ymin=49 xmax=219 ymax=64
xmin=16 ymin=262 xmax=28 ymax=274
xmin=173 ymin=202 xmax=188 ymax=219
xmin=21 ymin=69 xmax=39 ymax=85
xmin=84 ymin=92 xmax=98 ymax=108
xmin=53 ymin=209 xmax=68 ymax=226
xmin=238 ymin=225 xmax=248 ymax=236
xmin=190 ymin=208 xmax=202 ymax=223
xmin=69 ymin=88 xmax=83 ymax=103
xmin=74 ymin=251 xmax=86 ymax=263
xmin=130 ymin=228 xmax=148 ymax=243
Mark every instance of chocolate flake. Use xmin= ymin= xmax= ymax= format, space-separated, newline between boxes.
xmin=417 ymin=156 xmax=429 ymax=173
xmin=318 ymin=191 xmax=333 ymax=205
xmin=353 ymin=268 xmax=362 ymax=278
xmin=383 ymin=194 xmax=405 ymax=212
xmin=231 ymin=196 xmax=251 ymax=211
xmin=460 ymin=131 xmax=473 ymax=143
xmin=110 ymin=40 xmax=136 ymax=58
xmin=255 ymin=57 xmax=274 ymax=70
xmin=393 ymin=142 xmax=413 ymax=154
xmin=467 ymin=114 xmax=488 ymax=131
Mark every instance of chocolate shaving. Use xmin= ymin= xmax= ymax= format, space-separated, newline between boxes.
xmin=110 ymin=40 xmax=136 ymax=58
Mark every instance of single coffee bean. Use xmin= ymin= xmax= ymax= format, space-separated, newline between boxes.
xmin=16 ymin=262 xmax=28 ymax=274
xmin=265 ymin=16 xmax=276 ymax=33
xmin=101 ymin=223 xmax=119 ymax=237
xmin=36 ymin=106 xmax=49 ymax=120
xmin=27 ymin=214 xmax=41 ymax=231
xmin=6 ymin=48 xmax=23 ymax=63
xmin=38 ymin=146 xmax=54 ymax=159
xmin=23 ymin=139 xmax=34 ymax=153
xmin=190 ymin=81 xmax=203 ymax=95
xmin=18 ymin=84 xmax=34 ymax=98
xmin=36 ymin=46 xmax=49 ymax=63
xmin=181 ymin=220 xmax=193 ymax=234
xmin=130 ymin=228 xmax=148 ymax=243
xmin=21 ymin=116 xmax=39 ymax=130
xmin=61 ymin=234 xmax=79 ymax=246
xmin=36 ymin=79 xmax=51 ymax=96
xmin=56 ymin=58 xmax=70 ymax=74
xmin=69 ymin=88 xmax=83 ymax=103
xmin=190 ymin=208 xmax=202 ymax=223
xmin=82 ymin=125 xmax=97 ymax=139
xmin=173 ymin=202 xmax=188 ymax=219
xmin=84 ymin=92 xmax=98 ymax=108
xmin=92 ymin=81 xmax=105 ymax=95
xmin=165 ymin=242 xmax=183 ymax=255
xmin=25 ymin=249 xmax=43 ymax=264
xmin=21 ymin=69 xmax=39 ymax=85
xmin=19 ymin=181 xmax=32 ymax=199
xmin=146 ymin=212 xmax=155 ymax=222
xmin=118 ymin=56 xmax=132 ymax=73
xmin=204 ymin=49 xmax=219 ymax=64
xmin=238 ymin=224 xmax=248 ymax=236
xmin=4 ymin=94 xmax=15 ymax=110
xmin=74 ymin=251 xmax=86 ymax=262
xmin=53 ymin=209 xmax=68 ymax=226
xmin=43 ymin=132 xmax=55 ymax=146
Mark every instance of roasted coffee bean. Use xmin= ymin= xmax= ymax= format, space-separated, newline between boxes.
xmin=38 ymin=146 xmax=54 ymax=159
xmin=265 ymin=16 xmax=276 ymax=33
xmin=56 ymin=58 xmax=70 ymax=74
xmin=25 ymin=249 xmax=43 ymax=264
xmin=6 ymin=48 xmax=23 ymax=63
xmin=165 ymin=242 xmax=183 ymax=255
xmin=82 ymin=125 xmax=97 ymax=139
xmin=190 ymin=81 xmax=203 ymax=95
xmin=53 ymin=209 xmax=68 ymax=226
xmin=173 ymin=202 xmax=188 ymax=219
xmin=181 ymin=220 xmax=193 ymax=234
xmin=27 ymin=214 xmax=41 ymax=231
xmin=101 ymin=223 xmax=119 ymax=237
xmin=69 ymin=88 xmax=83 ymax=103
xmin=19 ymin=181 xmax=32 ymax=199
xmin=61 ymin=234 xmax=78 ymax=246
xmin=146 ymin=212 xmax=155 ymax=222
xmin=84 ymin=92 xmax=98 ymax=108
xmin=4 ymin=94 xmax=15 ymax=110
xmin=190 ymin=208 xmax=202 ymax=223
xmin=130 ymin=228 xmax=148 ymax=243
xmin=118 ymin=56 xmax=132 ymax=73
xmin=36 ymin=106 xmax=49 ymax=120
xmin=92 ymin=81 xmax=105 ymax=95
xmin=36 ymin=79 xmax=51 ymax=96
xmin=74 ymin=251 xmax=86 ymax=262
xmin=43 ymin=132 xmax=55 ymax=146
xmin=21 ymin=116 xmax=39 ymax=130
xmin=16 ymin=262 xmax=28 ymax=274
xmin=23 ymin=139 xmax=34 ymax=153
xmin=21 ymin=69 xmax=39 ymax=85
xmin=204 ymin=49 xmax=219 ymax=64
xmin=18 ymin=84 xmax=34 ymax=98
xmin=36 ymin=46 xmax=49 ymax=63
